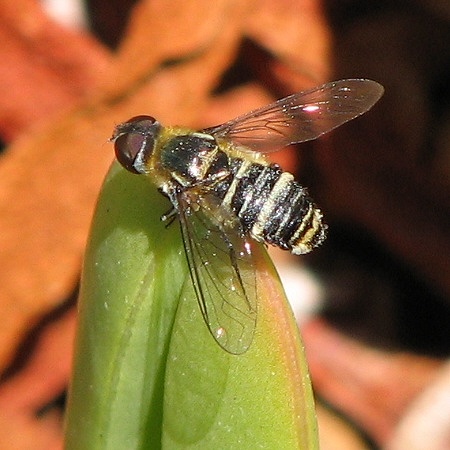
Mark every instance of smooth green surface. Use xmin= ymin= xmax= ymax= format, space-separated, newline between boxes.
xmin=65 ymin=163 xmax=186 ymax=449
xmin=64 ymin=162 xmax=318 ymax=449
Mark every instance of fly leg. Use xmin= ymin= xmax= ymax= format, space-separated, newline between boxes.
xmin=158 ymin=184 xmax=182 ymax=227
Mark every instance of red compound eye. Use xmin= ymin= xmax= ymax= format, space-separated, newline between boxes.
xmin=113 ymin=115 xmax=160 ymax=174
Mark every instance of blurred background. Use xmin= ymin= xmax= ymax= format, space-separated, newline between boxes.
xmin=0 ymin=0 xmax=449 ymax=448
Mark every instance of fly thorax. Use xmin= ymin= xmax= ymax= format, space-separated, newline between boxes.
xmin=160 ymin=133 xmax=229 ymax=187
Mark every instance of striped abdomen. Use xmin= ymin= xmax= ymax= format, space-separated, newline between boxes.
xmin=215 ymin=157 xmax=326 ymax=255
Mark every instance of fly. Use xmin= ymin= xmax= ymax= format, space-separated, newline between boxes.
xmin=112 ymin=78 xmax=384 ymax=354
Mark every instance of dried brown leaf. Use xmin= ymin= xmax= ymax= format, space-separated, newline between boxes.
xmin=0 ymin=308 xmax=75 ymax=449
xmin=303 ymin=319 xmax=444 ymax=446
xmin=246 ymin=0 xmax=330 ymax=87
xmin=0 ymin=0 xmax=110 ymax=141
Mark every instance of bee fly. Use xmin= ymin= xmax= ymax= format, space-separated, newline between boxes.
xmin=112 ymin=78 xmax=384 ymax=354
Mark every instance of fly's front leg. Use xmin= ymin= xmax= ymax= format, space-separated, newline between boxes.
xmin=158 ymin=183 xmax=183 ymax=227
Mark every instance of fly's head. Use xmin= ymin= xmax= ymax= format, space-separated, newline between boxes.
xmin=113 ymin=115 xmax=162 ymax=174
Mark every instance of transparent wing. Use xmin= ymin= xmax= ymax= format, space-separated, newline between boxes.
xmin=175 ymin=191 xmax=258 ymax=355
xmin=204 ymin=79 xmax=384 ymax=153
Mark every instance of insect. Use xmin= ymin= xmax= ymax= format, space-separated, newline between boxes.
xmin=112 ymin=79 xmax=384 ymax=354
